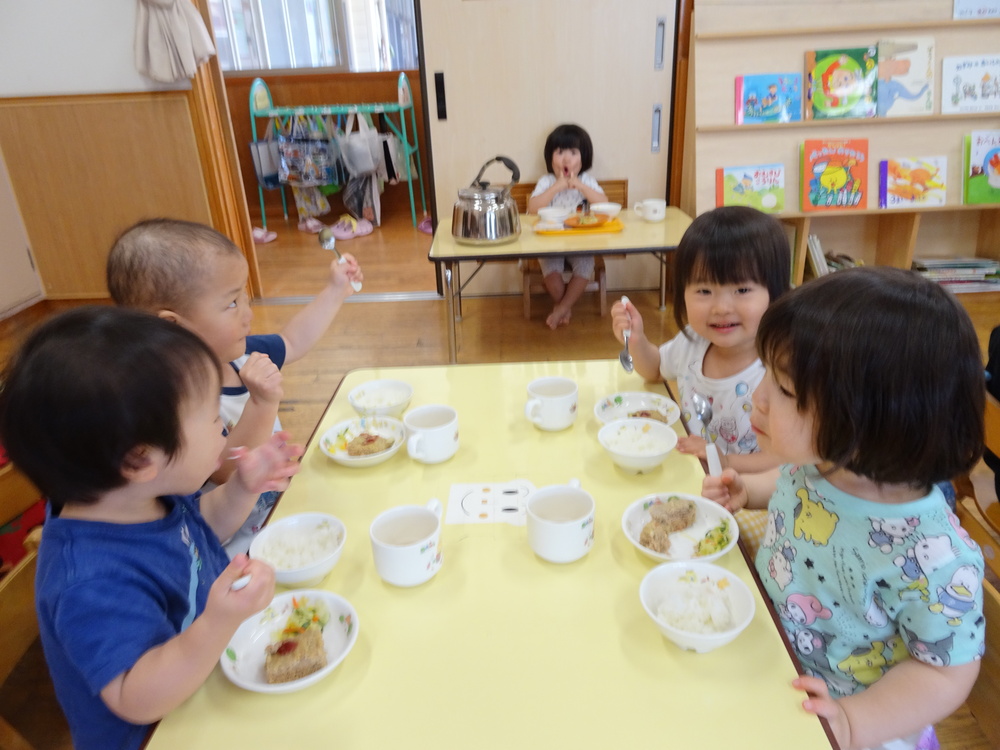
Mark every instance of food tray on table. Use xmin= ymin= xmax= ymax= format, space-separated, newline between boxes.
xmin=532 ymin=218 xmax=625 ymax=235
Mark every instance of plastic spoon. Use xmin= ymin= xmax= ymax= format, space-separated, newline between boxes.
xmin=230 ymin=574 xmax=252 ymax=591
xmin=318 ymin=227 xmax=363 ymax=292
xmin=705 ymin=444 xmax=723 ymax=478
xmin=618 ymin=296 xmax=634 ymax=373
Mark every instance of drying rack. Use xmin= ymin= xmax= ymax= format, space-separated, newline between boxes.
xmin=249 ymin=72 xmax=427 ymax=228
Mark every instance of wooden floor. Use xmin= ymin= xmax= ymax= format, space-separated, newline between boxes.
xmin=1 ymin=196 xmax=998 ymax=749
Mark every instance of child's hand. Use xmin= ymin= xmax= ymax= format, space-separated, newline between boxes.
xmin=231 ymin=431 xmax=303 ymax=495
xmin=793 ymin=676 xmax=852 ymax=750
xmin=677 ymin=434 xmax=708 ymax=459
xmin=553 ymin=172 xmax=572 ymax=193
xmin=701 ymin=468 xmax=748 ymax=513
xmin=611 ymin=298 xmax=644 ymax=343
xmin=239 ymin=352 xmax=283 ymax=405
xmin=328 ymin=253 xmax=364 ymax=295
xmin=208 ymin=554 xmax=276 ymax=625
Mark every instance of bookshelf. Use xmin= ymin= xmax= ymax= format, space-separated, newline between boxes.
xmin=685 ymin=0 xmax=1000 ymax=284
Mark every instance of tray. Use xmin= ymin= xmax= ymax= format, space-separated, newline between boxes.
xmin=533 ymin=218 xmax=625 ymax=236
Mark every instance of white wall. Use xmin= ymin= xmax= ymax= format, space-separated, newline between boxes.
xmin=0 ymin=0 xmax=187 ymax=96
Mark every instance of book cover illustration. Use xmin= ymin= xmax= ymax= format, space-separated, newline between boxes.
xmin=715 ymin=163 xmax=785 ymax=213
xmin=877 ymin=38 xmax=934 ymax=117
xmin=952 ymin=0 xmax=1000 ymax=19
xmin=805 ymin=46 xmax=878 ymax=119
xmin=734 ymin=73 xmax=802 ymax=124
xmin=878 ymin=156 xmax=947 ymax=208
xmin=964 ymin=130 xmax=1000 ymax=205
xmin=800 ymin=138 xmax=869 ymax=211
xmin=942 ymin=55 xmax=1000 ymax=114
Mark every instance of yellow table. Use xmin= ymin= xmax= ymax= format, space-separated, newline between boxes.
xmin=428 ymin=208 xmax=693 ymax=362
xmin=146 ymin=361 xmax=834 ymax=750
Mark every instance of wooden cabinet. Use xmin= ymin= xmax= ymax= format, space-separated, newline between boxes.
xmin=686 ymin=1 xmax=1000 ymax=284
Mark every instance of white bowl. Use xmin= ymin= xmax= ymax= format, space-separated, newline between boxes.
xmin=537 ymin=206 xmax=573 ymax=224
xmin=598 ymin=418 xmax=678 ymax=474
xmin=589 ymin=202 xmax=621 ymax=219
xmin=319 ymin=416 xmax=406 ymax=468
xmin=250 ymin=513 xmax=346 ymax=587
xmin=220 ymin=589 xmax=358 ymax=693
xmin=593 ymin=391 xmax=680 ymax=426
xmin=347 ymin=379 xmax=413 ymax=418
xmin=622 ymin=492 xmax=739 ymax=563
xmin=640 ymin=561 xmax=755 ymax=653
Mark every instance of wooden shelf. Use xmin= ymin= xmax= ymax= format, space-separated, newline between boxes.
xmin=697 ymin=111 xmax=1000 ymax=134
xmin=695 ymin=17 xmax=999 ymax=41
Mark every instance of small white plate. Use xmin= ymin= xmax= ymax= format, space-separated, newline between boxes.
xmin=593 ymin=391 xmax=680 ymax=426
xmin=319 ymin=416 xmax=406 ymax=468
xmin=220 ymin=590 xmax=359 ymax=694
xmin=622 ymin=493 xmax=739 ymax=563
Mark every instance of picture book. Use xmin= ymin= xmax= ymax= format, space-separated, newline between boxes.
xmin=805 ymin=45 xmax=878 ymax=119
xmin=715 ymin=163 xmax=785 ymax=213
xmin=941 ymin=55 xmax=1000 ymax=114
xmin=878 ymin=156 xmax=947 ymax=208
xmin=877 ymin=38 xmax=934 ymax=117
xmin=953 ymin=0 xmax=1000 ymax=19
xmin=800 ymin=138 xmax=869 ymax=211
xmin=963 ymin=129 xmax=1000 ymax=205
xmin=734 ymin=73 xmax=802 ymax=124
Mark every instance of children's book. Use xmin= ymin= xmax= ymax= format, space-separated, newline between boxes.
xmin=734 ymin=73 xmax=802 ymax=124
xmin=941 ymin=55 xmax=1000 ymax=114
xmin=876 ymin=38 xmax=934 ymax=117
xmin=800 ymin=138 xmax=869 ymax=211
xmin=715 ymin=163 xmax=785 ymax=213
xmin=878 ymin=156 xmax=947 ymax=208
xmin=963 ymin=129 xmax=1000 ymax=205
xmin=805 ymin=45 xmax=878 ymax=119
xmin=952 ymin=0 xmax=1000 ymax=19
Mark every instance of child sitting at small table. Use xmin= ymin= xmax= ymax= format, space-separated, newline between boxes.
xmin=527 ymin=123 xmax=608 ymax=330
xmin=0 ymin=306 xmax=301 ymax=750
xmin=703 ymin=267 xmax=985 ymax=750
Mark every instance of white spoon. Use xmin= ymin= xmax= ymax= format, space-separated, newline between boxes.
xmin=618 ymin=296 xmax=634 ymax=373
xmin=318 ymin=227 xmax=363 ymax=292
xmin=230 ymin=574 xmax=253 ymax=591
xmin=705 ymin=444 xmax=723 ymax=478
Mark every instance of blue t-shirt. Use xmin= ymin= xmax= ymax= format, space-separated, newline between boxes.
xmin=35 ymin=494 xmax=230 ymax=750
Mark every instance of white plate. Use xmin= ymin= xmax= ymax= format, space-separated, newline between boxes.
xmin=319 ymin=416 xmax=406 ymax=467
xmin=593 ymin=392 xmax=680 ymax=426
xmin=220 ymin=590 xmax=359 ymax=694
xmin=622 ymin=493 xmax=739 ymax=563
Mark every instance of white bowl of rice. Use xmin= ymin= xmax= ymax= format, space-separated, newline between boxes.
xmin=348 ymin=379 xmax=413 ymax=418
xmin=250 ymin=513 xmax=346 ymax=587
xmin=639 ymin=561 xmax=755 ymax=653
xmin=598 ymin=418 xmax=678 ymax=474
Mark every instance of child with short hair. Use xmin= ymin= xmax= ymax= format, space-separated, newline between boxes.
xmin=527 ymin=123 xmax=608 ymax=330
xmin=107 ymin=218 xmax=362 ymax=555
xmin=704 ymin=267 xmax=985 ymax=750
xmin=611 ymin=205 xmax=790 ymax=475
xmin=0 ymin=306 xmax=301 ymax=750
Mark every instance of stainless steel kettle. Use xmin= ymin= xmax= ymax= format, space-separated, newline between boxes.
xmin=452 ymin=156 xmax=521 ymax=245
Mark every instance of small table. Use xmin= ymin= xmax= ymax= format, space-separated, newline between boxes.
xmin=145 ymin=361 xmax=833 ymax=750
xmin=428 ymin=208 xmax=693 ymax=362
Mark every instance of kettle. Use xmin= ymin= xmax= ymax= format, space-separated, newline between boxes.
xmin=452 ymin=156 xmax=521 ymax=245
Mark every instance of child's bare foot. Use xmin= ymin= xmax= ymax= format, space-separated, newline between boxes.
xmin=546 ymin=306 xmax=572 ymax=330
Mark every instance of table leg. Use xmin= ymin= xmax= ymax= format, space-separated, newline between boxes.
xmin=659 ymin=253 xmax=667 ymax=310
xmin=444 ymin=264 xmax=457 ymax=364
xmin=454 ymin=262 xmax=463 ymax=320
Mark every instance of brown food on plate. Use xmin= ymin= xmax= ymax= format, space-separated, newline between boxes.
xmin=639 ymin=497 xmax=697 ymax=554
xmin=628 ymin=409 xmax=667 ymax=423
xmin=265 ymin=627 xmax=327 ymax=684
xmin=347 ymin=432 xmax=394 ymax=456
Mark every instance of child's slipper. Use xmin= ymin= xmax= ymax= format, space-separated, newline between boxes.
xmin=252 ymin=227 xmax=278 ymax=243
xmin=417 ymin=216 xmax=433 ymax=235
xmin=354 ymin=218 xmax=374 ymax=237
xmin=331 ymin=214 xmax=358 ymax=240
xmin=297 ymin=217 xmax=326 ymax=233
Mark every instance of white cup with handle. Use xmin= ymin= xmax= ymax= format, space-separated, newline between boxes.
xmin=526 ymin=479 xmax=596 ymax=563
xmin=405 ymin=404 xmax=459 ymax=463
xmin=633 ymin=198 xmax=667 ymax=222
xmin=370 ymin=498 xmax=443 ymax=586
xmin=525 ymin=376 xmax=578 ymax=431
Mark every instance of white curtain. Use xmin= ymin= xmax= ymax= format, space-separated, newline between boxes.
xmin=134 ymin=0 xmax=216 ymax=83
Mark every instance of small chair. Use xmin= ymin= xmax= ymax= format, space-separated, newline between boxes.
xmin=955 ymin=393 xmax=1000 ymax=538
xmin=0 ymin=461 xmax=44 ymax=750
xmin=512 ymin=179 xmax=629 ymax=320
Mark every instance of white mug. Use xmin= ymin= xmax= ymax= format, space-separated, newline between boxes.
xmin=405 ymin=404 xmax=459 ymax=463
xmin=634 ymin=198 xmax=667 ymax=222
xmin=370 ymin=498 xmax=443 ymax=586
xmin=526 ymin=480 xmax=595 ymax=564
xmin=525 ymin=377 xmax=578 ymax=431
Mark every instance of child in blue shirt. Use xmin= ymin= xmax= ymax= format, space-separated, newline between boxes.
xmin=0 ymin=306 xmax=302 ymax=750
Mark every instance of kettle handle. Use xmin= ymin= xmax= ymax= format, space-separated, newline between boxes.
xmin=472 ymin=155 xmax=520 ymax=189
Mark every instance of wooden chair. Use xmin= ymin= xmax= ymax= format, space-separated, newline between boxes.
xmin=0 ymin=461 xmax=44 ymax=750
xmin=511 ymin=179 xmax=628 ymax=320
xmin=955 ymin=393 xmax=1000 ymax=538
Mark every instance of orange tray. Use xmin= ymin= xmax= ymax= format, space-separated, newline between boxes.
xmin=533 ymin=218 xmax=625 ymax=236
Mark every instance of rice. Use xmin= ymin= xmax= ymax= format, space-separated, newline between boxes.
xmin=353 ymin=388 xmax=407 ymax=409
xmin=257 ymin=522 xmax=342 ymax=570
xmin=606 ymin=423 xmax=672 ymax=456
xmin=656 ymin=578 xmax=736 ymax=634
